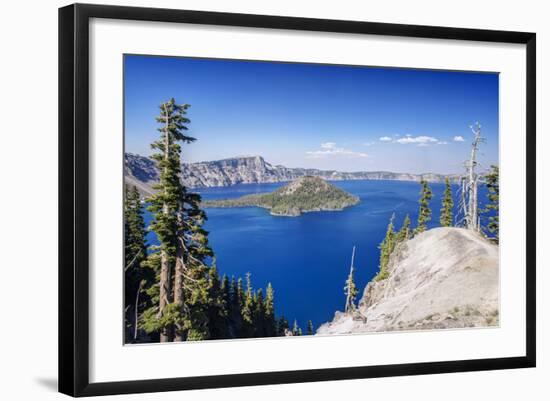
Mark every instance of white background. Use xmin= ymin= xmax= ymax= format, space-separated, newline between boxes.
xmin=0 ymin=0 xmax=547 ymax=399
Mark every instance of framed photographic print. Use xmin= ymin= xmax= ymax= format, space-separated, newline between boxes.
xmin=58 ymin=3 xmax=536 ymax=397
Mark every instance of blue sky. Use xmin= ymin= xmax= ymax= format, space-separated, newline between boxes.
xmin=124 ymin=55 xmax=499 ymax=174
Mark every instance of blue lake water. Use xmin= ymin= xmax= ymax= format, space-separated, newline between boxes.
xmin=144 ymin=180 xmax=489 ymax=331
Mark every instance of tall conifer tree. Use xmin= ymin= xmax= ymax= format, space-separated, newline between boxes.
xmin=396 ymin=214 xmax=411 ymax=243
xmin=220 ymin=274 xmax=231 ymax=319
xmin=125 ymin=186 xmax=147 ymax=272
xmin=306 ymin=320 xmax=314 ymax=336
xmin=264 ymin=283 xmax=276 ymax=337
xmin=292 ymin=319 xmax=302 ymax=336
xmin=483 ymin=165 xmax=499 ymax=242
xmin=206 ymin=266 xmax=227 ymax=339
xmin=375 ymin=213 xmax=396 ymax=281
xmin=220 ymin=275 xmax=230 ymax=306
xmin=231 ymin=277 xmax=244 ymax=337
xmin=135 ymin=99 xmax=295 ymax=342
xmin=145 ymin=98 xmax=194 ymax=341
xmin=241 ymin=273 xmax=256 ymax=337
xmin=124 ymin=185 xmax=149 ymax=342
xmin=142 ymin=98 xmax=215 ymax=342
xmin=178 ymin=198 xmax=213 ymax=341
xmin=344 ymin=246 xmax=358 ymax=312
xmin=254 ymin=289 xmax=266 ymax=337
xmin=415 ymin=179 xmax=433 ymax=234
xmin=440 ymin=177 xmax=454 ymax=227
xmin=277 ymin=316 xmax=289 ymax=336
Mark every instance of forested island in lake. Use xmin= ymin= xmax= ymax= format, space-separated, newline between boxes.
xmin=202 ymin=176 xmax=360 ymax=216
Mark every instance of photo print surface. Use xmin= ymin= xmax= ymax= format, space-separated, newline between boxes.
xmin=123 ymin=55 xmax=499 ymax=344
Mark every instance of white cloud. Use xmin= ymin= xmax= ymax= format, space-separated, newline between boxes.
xmin=378 ymin=134 xmax=454 ymax=146
xmin=363 ymin=141 xmax=375 ymax=146
xmin=453 ymin=136 xmax=465 ymax=142
xmin=306 ymin=143 xmax=368 ymax=158
xmin=395 ymin=135 xmax=438 ymax=144
xmin=320 ymin=142 xmax=337 ymax=149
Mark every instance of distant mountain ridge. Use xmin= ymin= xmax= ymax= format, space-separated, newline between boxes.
xmin=124 ymin=153 xmax=463 ymax=195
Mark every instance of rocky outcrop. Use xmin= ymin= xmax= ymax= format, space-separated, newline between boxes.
xmin=317 ymin=227 xmax=499 ymax=334
xmin=124 ymin=153 xmax=464 ymax=193
xmin=179 ymin=155 xmax=284 ymax=188
xmin=124 ymin=153 xmax=159 ymax=197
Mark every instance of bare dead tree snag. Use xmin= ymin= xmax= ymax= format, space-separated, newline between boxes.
xmin=344 ymin=246 xmax=357 ymax=313
xmin=458 ymin=122 xmax=485 ymax=231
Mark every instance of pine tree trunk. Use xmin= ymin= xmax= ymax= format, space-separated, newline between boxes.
xmin=133 ymin=280 xmax=143 ymax=341
xmin=463 ymin=124 xmax=482 ymax=231
xmin=159 ymin=105 xmax=173 ymax=343
xmin=173 ymin=235 xmax=186 ymax=342
xmin=159 ymin=250 xmax=173 ymax=342
xmin=467 ymin=143 xmax=476 ymax=229
xmin=472 ymin=177 xmax=479 ymax=231
xmin=460 ymin=178 xmax=467 ymax=225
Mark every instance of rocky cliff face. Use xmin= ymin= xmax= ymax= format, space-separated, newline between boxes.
xmin=179 ymin=155 xmax=285 ymax=188
xmin=317 ymin=227 xmax=499 ymax=334
xmin=125 ymin=153 xmax=462 ymax=193
xmin=124 ymin=153 xmax=159 ymax=196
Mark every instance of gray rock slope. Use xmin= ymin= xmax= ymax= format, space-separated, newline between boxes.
xmin=317 ymin=227 xmax=499 ymax=334
xmin=124 ymin=153 xmax=159 ymax=197
xmin=125 ymin=153 xmax=463 ymax=193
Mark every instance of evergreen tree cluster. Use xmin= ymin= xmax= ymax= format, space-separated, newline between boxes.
xmin=375 ymin=179 xmax=436 ymax=281
xmin=124 ymin=98 xmax=309 ymax=343
xmin=415 ymin=179 xmax=433 ymax=235
xmin=201 ymin=269 xmax=283 ymax=339
xmin=372 ymin=171 xmax=499 ymax=283
xmin=375 ymin=214 xmax=395 ymax=281
xmin=482 ymin=165 xmax=499 ymax=243
xmin=396 ymin=214 xmax=411 ymax=243
xmin=374 ymin=212 xmax=412 ymax=282
xmin=124 ymin=186 xmax=155 ymax=343
xmin=440 ymin=177 xmax=454 ymax=227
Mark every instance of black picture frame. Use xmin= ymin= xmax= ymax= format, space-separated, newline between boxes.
xmin=59 ymin=3 xmax=536 ymax=397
